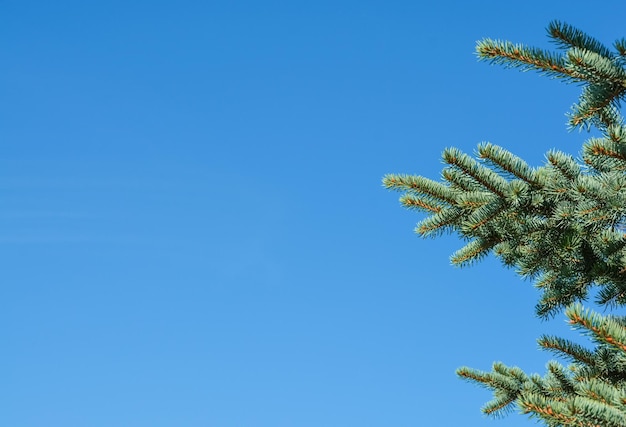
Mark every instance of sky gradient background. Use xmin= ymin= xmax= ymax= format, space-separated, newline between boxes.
xmin=3 ymin=1 xmax=626 ymax=426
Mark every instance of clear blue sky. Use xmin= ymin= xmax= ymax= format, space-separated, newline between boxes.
xmin=3 ymin=1 xmax=625 ymax=426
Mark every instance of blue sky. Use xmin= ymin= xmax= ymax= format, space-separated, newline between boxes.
xmin=3 ymin=1 xmax=626 ymax=426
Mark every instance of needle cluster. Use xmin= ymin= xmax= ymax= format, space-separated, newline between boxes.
xmin=385 ymin=22 xmax=626 ymax=426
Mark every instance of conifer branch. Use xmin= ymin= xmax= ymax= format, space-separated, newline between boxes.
xmin=546 ymin=361 xmax=577 ymax=394
xmin=450 ymin=238 xmax=499 ymax=266
xmin=606 ymin=124 xmax=626 ymax=143
xmin=597 ymin=283 xmax=626 ymax=307
xmin=537 ymin=335 xmax=597 ymax=366
xmin=614 ymin=38 xmax=626 ymax=57
xmin=398 ymin=194 xmax=444 ymax=213
xmin=548 ymin=21 xmax=614 ymax=59
xmin=383 ymin=174 xmax=457 ymax=204
xmin=443 ymin=147 xmax=509 ymax=197
xmin=567 ymin=305 xmax=626 ymax=353
xmin=477 ymin=143 xmax=538 ymax=185
xmin=566 ymin=48 xmax=626 ymax=85
xmin=414 ymin=207 xmax=464 ymax=237
xmin=461 ymin=199 xmax=507 ymax=232
xmin=441 ymin=167 xmax=486 ymax=191
xmin=385 ymin=22 xmax=626 ymax=426
xmin=546 ymin=151 xmax=581 ymax=181
xmin=569 ymin=84 xmax=624 ymax=130
xmin=583 ymin=138 xmax=626 ymax=172
xmin=476 ymin=39 xmax=578 ymax=80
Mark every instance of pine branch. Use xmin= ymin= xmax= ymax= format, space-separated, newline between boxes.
xmin=382 ymin=174 xmax=457 ymax=204
xmin=476 ymin=39 xmax=579 ymax=81
xmin=546 ymin=361 xmax=577 ymax=395
xmin=385 ymin=22 xmax=626 ymax=426
xmin=477 ymin=142 xmax=539 ymax=185
xmin=567 ymin=304 xmax=626 ymax=352
xmin=546 ymin=150 xmax=581 ymax=181
xmin=569 ymin=83 xmax=624 ymax=130
xmin=461 ymin=199 xmax=508 ymax=233
xmin=538 ymin=335 xmax=596 ymax=366
xmin=614 ymin=38 xmax=626 ymax=57
xmin=450 ymin=238 xmax=499 ymax=266
xmin=583 ymin=137 xmax=626 ymax=172
xmin=441 ymin=167 xmax=486 ymax=191
xmin=443 ymin=147 xmax=509 ymax=197
xmin=414 ymin=206 xmax=464 ymax=237
xmin=566 ymin=48 xmax=626 ymax=85
xmin=606 ymin=123 xmax=626 ymax=143
xmin=548 ymin=21 xmax=614 ymax=59
xmin=399 ymin=194 xmax=444 ymax=213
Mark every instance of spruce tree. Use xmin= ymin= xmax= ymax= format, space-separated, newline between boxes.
xmin=385 ymin=22 xmax=626 ymax=426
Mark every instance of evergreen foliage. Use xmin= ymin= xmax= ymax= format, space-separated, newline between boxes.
xmin=385 ymin=22 xmax=626 ymax=425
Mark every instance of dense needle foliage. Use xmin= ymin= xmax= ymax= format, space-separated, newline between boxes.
xmin=385 ymin=22 xmax=626 ymax=426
